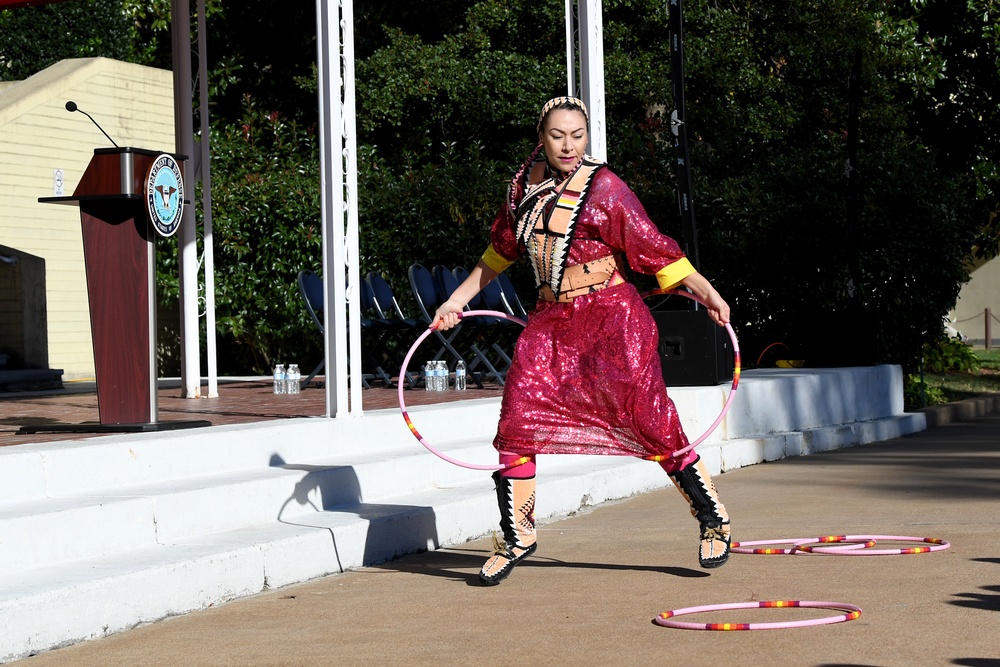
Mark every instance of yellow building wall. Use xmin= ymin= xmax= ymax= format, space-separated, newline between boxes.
xmin=0 ymin=58 xmax=175 ymax=380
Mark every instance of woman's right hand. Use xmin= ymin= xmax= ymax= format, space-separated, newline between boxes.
xmin=433 ymin=300 xmax=464 ymax=331
xmin=680 ymin=271 xmax=730 ymax=326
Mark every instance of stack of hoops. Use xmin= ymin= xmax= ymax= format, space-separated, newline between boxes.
xmin=654 ymin=535 xmax=950 ymax=631
xmin=731 ymin=534 xmax=951 ymax=556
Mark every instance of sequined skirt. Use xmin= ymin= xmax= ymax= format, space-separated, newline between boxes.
xmin=494 ymin=281 xmax=690 ymax=458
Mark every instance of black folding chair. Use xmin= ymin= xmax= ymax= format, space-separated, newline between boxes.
xmin=435 ymin=265 xmax=506 ymax=385
xmin=407 ymin=263 xmax=485 ymax=388
xmin=358 ymin=278 xmax=400 ymax=387
xmin=297 ymin=270 xmax=391 ymax=389
xmin=497 ymin=271 xmax=530 ymax=319
xmin=298 ymin=269 xmax=340 ymax=389
xmin=365 ymin=271 xmax=422 ymax=388
xmin=472 ymin=269 xmax=523 ymax=361
xmin=452 ymin=266 xmax=516 ymax=377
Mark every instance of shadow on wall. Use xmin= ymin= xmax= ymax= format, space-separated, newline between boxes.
xmin=269 ymin=454 xmax=439 ymax=571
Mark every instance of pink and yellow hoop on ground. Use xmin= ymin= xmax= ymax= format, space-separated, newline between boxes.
xmin=732 ymin=534 xmax=951 ymax=556
xmin=654 ymin=600 xmax=862 ymax=631
xmin=794 ymin=535 xmax=951 ymax=555
xmin=731 ymin=536 xmax=878 ymax=555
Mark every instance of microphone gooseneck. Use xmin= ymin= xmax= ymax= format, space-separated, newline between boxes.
xmin=64 ymin=100 xmax=119 ymax=148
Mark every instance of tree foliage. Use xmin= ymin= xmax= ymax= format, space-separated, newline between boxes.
xmin=0 ymin=0 xmax=131 ymax=79
xmin=2 ymin=0 xmax=997 ymax=374
xmin=157 ymin=98 xmax=325 ymax=373
xmin=676 ymin=0 xmax=976 ymax=367
xmin=905 ymin=0 xmax=1000 ymax=259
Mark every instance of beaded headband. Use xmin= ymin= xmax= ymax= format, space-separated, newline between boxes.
xmin=536 ymin=96 xmax=589 ymax=133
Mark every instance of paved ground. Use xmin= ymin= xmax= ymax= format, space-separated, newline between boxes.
xmin=11 ymin=412 xmax=999 ymax=666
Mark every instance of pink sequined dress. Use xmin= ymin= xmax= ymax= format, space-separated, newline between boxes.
xmin=488 ymin=166 xmax=692 ymax=459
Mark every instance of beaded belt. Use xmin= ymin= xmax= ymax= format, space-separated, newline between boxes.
xmin=538 ymin=254 xmax=623 ymax=303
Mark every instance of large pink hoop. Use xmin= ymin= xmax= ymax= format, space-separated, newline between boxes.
xmin=654 ymin=600 xmax=862 ymax=631
xmin=638 ymin=288 xmax=741 ymax=459
xmin=397 ymin=310 xmax=527 ymax=471
xmin=398 ymin=290 xmax=740 ymax=469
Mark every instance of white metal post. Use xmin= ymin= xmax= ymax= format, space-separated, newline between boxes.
xmin=197 ymin=0 xmax=218 ymax=398
xmin=315 ymin=0 xmax=362 ymax=417
xmin=341 ymin=0 xmax=364 ymax=415
xmin=577 ymin=0 xmax=607 ymax=161
xmin=172 ymin=0 xmax=202 ymax=398
xmin=565 ymin=0 xmax=576 ymax=97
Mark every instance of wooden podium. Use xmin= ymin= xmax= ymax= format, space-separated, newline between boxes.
xmin=23 ymin=147 xmax=209 ymax=433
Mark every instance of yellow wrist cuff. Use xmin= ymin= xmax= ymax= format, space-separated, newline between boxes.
xmin=655 ymin=257 xmax=696 ymax=290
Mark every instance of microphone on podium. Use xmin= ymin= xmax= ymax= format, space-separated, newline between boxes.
xmin=65 ymin=101 xmax=119 ymax=148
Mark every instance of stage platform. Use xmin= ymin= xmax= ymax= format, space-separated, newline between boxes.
xmin=0 ymin=376 xmax=501 ymax=447
xmin=0 ymin=365 xmax=926 ymax=662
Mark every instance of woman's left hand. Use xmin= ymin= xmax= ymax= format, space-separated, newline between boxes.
xmin=433 ymin=299 xmax=464 ymax=331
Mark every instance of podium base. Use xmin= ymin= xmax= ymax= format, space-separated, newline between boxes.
xmin=17 ymin=420 xmax=212 ymax=435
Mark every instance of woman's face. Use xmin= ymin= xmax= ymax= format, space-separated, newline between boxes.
xmin=540 ymin=108 xmax=588 ymax=174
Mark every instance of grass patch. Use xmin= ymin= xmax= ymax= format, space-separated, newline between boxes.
xmin=907 ymin=348 xmax=1000 ymax=409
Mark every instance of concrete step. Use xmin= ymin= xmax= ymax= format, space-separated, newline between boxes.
xmin=0 ymin=365 xmax=907 ymax=505
xmin=0 ymin=453 xmax=662 ymax=661
xmin=0 ymin=411 xmax=927 ymax=577
xmin=0 ymin=417 xmax=928 ymax=658
xmin=0 ymin=436 xmax=514 ymax=574
xmin=0 ymin=398 xmax=505 ymax=505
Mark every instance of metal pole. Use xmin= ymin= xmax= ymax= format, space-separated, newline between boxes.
xmin=315 ymin=0 xmax=354 ymax=416
xmin=172 ymin=0 xmax=201 ymax=398
xmin=577 ymin=0 xmax=606 ymax=161
xmin=197 ymin=0 xmax=218 ymax=397
xmin=667 ymin=0 xmax=700 ymax=272
xmin=565 ymin=0 xmax=576 ymax=97
xmin=986 ymin=308 xmax=992 ymax=350
xmin=341 ymin=0 xmax=363 ymax=414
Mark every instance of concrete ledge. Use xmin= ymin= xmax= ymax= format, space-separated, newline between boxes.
xmin=917 ymin=394 xmax=1000 ymax=428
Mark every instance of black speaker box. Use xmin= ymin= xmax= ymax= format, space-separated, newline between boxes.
xmin=651 ymin=309 xmax=734 ymax=387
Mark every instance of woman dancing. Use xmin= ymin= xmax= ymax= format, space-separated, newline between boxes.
xmin=434 ymin=97 xmax=733 ymax=585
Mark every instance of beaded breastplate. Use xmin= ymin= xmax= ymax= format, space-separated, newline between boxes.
xmin=513 ymin=156 xmax=605 ymax=300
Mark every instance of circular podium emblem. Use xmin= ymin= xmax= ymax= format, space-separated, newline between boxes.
xmin=146 ymin=154 xmax=184 ymax=237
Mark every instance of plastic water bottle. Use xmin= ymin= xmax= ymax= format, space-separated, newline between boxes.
xmin=273 ymin=364 xmax=286 ymax=395
xmin=424 ymin=361 xmax=434 ymax=391
xmin=454 ymin=359 xmax=466 ymax=391
xmin=287 ymin=364 xmax=301 ymax=394
xmin=436 ymin=360 xmax=448 ymax=391
xmin=431 ymin=361 xmax=441 ymax=391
